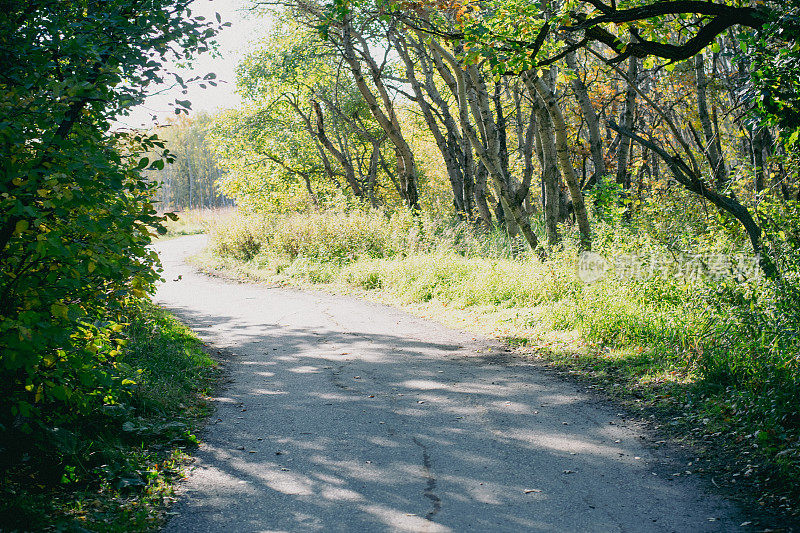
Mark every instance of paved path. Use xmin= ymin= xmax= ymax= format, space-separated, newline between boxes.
xmin=156 ymin=235 xmax=743 ymax=532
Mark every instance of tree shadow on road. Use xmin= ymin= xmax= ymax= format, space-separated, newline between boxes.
xmin=161 ymin=304 xmax=741 ymax=533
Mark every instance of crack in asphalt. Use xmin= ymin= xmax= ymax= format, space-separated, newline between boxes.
xmin=413 ymin=437 xmax=442 ymax=521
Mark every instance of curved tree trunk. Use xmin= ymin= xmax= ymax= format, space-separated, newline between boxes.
xmin=695 ymin=53 xmax=728 ymax=187
xmin=393 ymin=31 xmax=469 ymax=215
xmin=565 ymin=52 xmax=606 ymax=183
xmin=616 ymin=57 xmax=638 ymax=189
xmin=311 ymin=99 xmax=363 ymax=198
xmin=338 ymin=19 xmax=418 ymax=209
xmin=430 ymin=39 xmax=542 ymax=254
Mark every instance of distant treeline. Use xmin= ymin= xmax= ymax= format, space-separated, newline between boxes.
xmin=146 ymin=113 xmax=234 ymax=211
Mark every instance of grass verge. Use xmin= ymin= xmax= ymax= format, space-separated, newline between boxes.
xmin=158 ymin=206 xmax=236 ymax=240
xmin=0 ymin=303 xmax=218 ymax=532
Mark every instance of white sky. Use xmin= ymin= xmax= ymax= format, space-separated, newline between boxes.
xmin=117 ymin=0 xmax=271 ymax=129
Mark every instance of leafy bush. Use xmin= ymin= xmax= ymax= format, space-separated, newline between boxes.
xmin=0 ymin=302 xmax=217 ymax=530
xmin=0 ymin=0 xmax=223 ymax=499
xmin=210 ymin=214 xmax=272 ymax=261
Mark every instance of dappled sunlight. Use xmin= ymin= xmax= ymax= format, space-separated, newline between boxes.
xmin=358 ymin=504 xmax=453 ymax=533
xmin=367 ymin=436 xmax=403 ymax=448
xmin=249 ymin=388 xmax=288 ymax=396
xmin=249 ymin=466 xmax=316 ymax=496
xmin=166 ymin=295 xmax=722 ymax=528
xmin=436 ymin=475 xmax=510 ymax=505
xmin=310 ymin=472 xmax=348 ymax=486
xmin=488 ymin=400 xmax=537 ymax=414
xmin=306 ymin=455 xmax=413 ymax=484
xmin=446 ymin=380 xmax=539 ymax=396
xmin=498 ymin=429 xmax=629 ymax=459
xmin=536 ymin=393 xmax=585 ymax=406
xmin=393 ymin=407 xmax=435 ymax=417
xmin=401 ymin=379 xmax=450 ymax=390
xmin=288 ymin=365 xmax=323 ymax=373
xmin=308 ymin=392 xmax=362 ymax=402
xmin=210 ymin=395 xmax=240 ymax=404
xmin=319 ymin=486 xmax=365 ymax=502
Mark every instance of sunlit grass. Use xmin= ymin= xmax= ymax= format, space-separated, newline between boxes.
xmin=160 ymin=206 xmax=237 ymax=239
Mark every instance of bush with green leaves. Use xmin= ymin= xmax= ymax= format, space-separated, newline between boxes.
xmin=0 ymin=0 xmax=224 ymax=479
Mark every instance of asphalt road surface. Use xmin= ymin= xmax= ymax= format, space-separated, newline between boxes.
xmin=155 ymin=235 xmax=744 ymax=532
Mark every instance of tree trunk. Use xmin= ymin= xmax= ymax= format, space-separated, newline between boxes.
xmin=473 ymin=160 xmax=493 ymax=229
xmin=339 ymin=20 xmax=418 ymax=209
xmin=529 ymin=74 xmax=592 ymax=250
xmin=311 ymin=99 xmax=363 ymax=198
xmin=695 ymin=53 xmax=728 ymax=187
xmin=393 ymin=31 xmax=468 ymax=215
xmin=616 ymin=57 xmax=638 ymax=189
xmin=565 ymin=52 xmax=606 ymax=182
xmin=534 ymin=100 xmax=561 ymax=245
xmin=429 ymin=39 xmax=541 ymax=253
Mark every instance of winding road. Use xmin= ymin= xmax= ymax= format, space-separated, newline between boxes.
xmin=155 ymin=235 xmax=744 ymax=532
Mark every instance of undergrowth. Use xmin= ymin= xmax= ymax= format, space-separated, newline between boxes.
xmin=205 ymin=207 xmax=800 ymax=517
xmin=0 ymin=303 xmax=218 ymax=531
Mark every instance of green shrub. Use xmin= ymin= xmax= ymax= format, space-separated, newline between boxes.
xmin=0 ymin=302 xmax=217 ymax=530
xmin=210 ymin=214 xmax=272 ymax=261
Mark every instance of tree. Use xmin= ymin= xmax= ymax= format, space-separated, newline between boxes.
xmin=412 ymin=0 xmax=799 ymax=274
xmin=212 ymin=17 xmax=402 ymax=211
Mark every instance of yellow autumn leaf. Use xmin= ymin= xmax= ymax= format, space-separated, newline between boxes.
xmin=51 ymin=302 xmax=69 ymax=319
